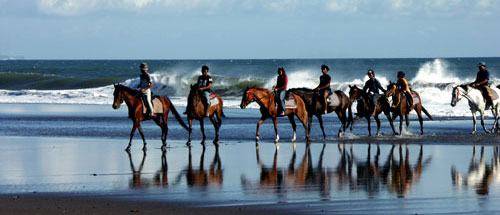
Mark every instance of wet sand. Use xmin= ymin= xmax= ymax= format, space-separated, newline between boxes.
xmin=2 ymin=103 xmax=500 ymax=214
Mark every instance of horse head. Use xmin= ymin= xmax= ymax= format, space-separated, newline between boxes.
xmin=451 ymin=85 xmax=469 ymax=107
xmin=112 ymin=83 xmax=124 ymax=109
xmin=385 ymin=82 xmax=397 ymax=97
xmin=240 ymin=86 xmax=256 ymax=109
xmin=348 ymin=84 xmax=360 ymax=101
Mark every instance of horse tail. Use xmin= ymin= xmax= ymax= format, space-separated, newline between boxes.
xmin=421 ymin=106 xmax=433 ymax=120
xmin=167 ymin=97 xmax=189 ymax=130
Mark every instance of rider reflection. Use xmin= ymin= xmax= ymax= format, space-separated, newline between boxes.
xmin=451 ymin=146 xmax=500 ymax=196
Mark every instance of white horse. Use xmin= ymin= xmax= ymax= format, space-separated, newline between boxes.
xmin=451 ymin=84 xmax=500 ymax=134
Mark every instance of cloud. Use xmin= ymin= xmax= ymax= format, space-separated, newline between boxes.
xmin=35 ymin=0 xmax=222 ymax=16
xmin=36 ymin=0 xmax=100 ymax=16
xmin=324 ymin=0 xmax=365 ymax=14
xmin=264 ymin=0 xmax=299 ymax=12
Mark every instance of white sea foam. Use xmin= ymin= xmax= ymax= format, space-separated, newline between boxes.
xmin=1 ymin=59 xmax=498 ymax=117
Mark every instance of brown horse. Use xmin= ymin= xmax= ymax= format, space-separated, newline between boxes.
xmin=240 ymin=86 xmax=309 ymax=143
xmin=287 ymin=88 xmax=352 ymax=139
xmin=348 ymin=85 xmax=396 ymax=136
xmin=185 ymin=84 xmax=224 ymax=145
xmin=112 ymin=84 xmax=188 ymax=151
xmin=385 ymin=82 xmax=433 ymax=135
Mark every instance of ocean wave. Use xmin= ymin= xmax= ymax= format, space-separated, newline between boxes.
xmin=1 ymin=58 xmax=498 ymax=117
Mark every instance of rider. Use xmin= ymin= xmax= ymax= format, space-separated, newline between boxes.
xmin=471 ymin=62 xmax=493 ymax=107
xmin=362 ymin=69 xmax=386 ymax=116
xmin=198 ymin=65 xmax=213 ymax=117
xmin=273 ymin=67 xmax=288 ymax=116
xmin=315 ymin=64 xmax=332 ymax=114
xmin=396 ymin=71 xmax=413 ymax=107
xmin=135 ymin=62 xmax=154 ymax=117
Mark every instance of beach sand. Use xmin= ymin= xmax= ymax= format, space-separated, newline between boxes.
xmin=2 ymin=103 xmax=500 ymax=214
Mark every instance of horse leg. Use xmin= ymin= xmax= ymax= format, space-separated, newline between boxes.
xmin=366 ymin=116 xmax=372 ymax=136
xmin=127 ymin=121 xmax=138 ymax=151
xmin=491 ymin=107 xmax=499 ymax=133
xmin=375 ymin=115 xmax=381 ymax=136
xmin=187 ymin=118 xmax=193 ymax=146
xmin=210 ymin=115 xmax=219 ymax=144
xmin=136 ymin=124 xmax=147 ymax=150
xmin=200 ymin=118 xmax=206 ymax=144
xmin=307 ymin=115 xmax=313 ymax=136
xmin=298 ymin=113 xmax=309 ymax=142
xmin=480 ymin=111 xmax=490 ymax=134
xmin=386 ymin=113 xmax=396 ymax=135
xmin=399 ymin=114 xmax=404 ymax=135
xmin=288 ymin=115 xmax=297 ymax=142
xmin=256 ymin=116 xmax=267 ymax=142
xmin=153 ymin=117 xmax=167 ymax=150
xmin=416 ymin=109 xmax=424 ymax=135
xmin=336 ymin=110 xmax=345 ymax=138
xmin=472 ymin=112 xmax=477 ymax=134
xmin=317 ymin=114 xmax=326 ymax=140
xmin=405 ymin=113 xmax=410 ymax=130
xmin=272 ymin=116 xmax=279 ymax=143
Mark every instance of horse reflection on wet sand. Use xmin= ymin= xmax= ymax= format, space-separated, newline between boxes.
xmin=127 ymin=150 xmax=170 ymax=189
xmin=241 ymin=144 xmax=333 ymax=198
xmin=335 ymin=144 xmax=431 ymax=198
xmin=451 ymin=146 xmax=500 ymax=195
xmin=173 ymin=146 xmax=223 ymax=188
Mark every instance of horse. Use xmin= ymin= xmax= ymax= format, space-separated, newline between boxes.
xmin=185 ymin=84 xmax=224 ymax=145
xmin=287 ymin=88 xmax=352 ymax=139
xmin=240 ymin=86 xmax=309 ymax=143
xmin=112 ymin=84 xmax=188 ymax=151
xmin=348 ymin=85 xmax=396 ymax=136
xmin=450 ymin=84 xmax=500 ymax=134
xmin=385 ymin=82 xmax=433 ymax=135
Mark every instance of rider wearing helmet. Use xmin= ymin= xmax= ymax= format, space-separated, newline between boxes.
xmin=362 ymin=69 xmax=386 ymax=116
xmin=315 ymin=64 xmax=332 ymax=114
xmin=273 ymin=67 xmax=288 ymax=116
xmin=396 ymin=71 xmax=413 ymax=107
xmin=471 ymin=62 xmax=493 ymax=107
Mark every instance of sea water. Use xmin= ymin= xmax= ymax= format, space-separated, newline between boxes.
xmin=1 ymin=58 xmax=499 ymax=117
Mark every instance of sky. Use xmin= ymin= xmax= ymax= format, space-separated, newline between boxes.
xmin=0 ymin=0 xmax=499 ymax=59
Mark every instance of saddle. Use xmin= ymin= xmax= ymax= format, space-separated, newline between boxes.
xmin=327 ymin=92 xmax=340 ymax=107
xmin=284 ymin=96 xmax=297 ymax=109
xmin=141 ymin=97 xmax=163 ymax=114
xmin=209 ymin=93 xmax=219 ymax=106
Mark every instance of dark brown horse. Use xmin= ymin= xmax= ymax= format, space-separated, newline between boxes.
xmin=385 ymin=82 xmax=433 ymax=135
xmin=185 ymin=84 xmax=224 ymax=145
xmin=348 ymin=85 xmax=396 ymax=136
xmin=112 ymin=84 xmax=188 ymax=151
xmin=287 ymin=88 xmax=352 ymax=139
xmin=240 ymin=86 xmax=309 ymax=143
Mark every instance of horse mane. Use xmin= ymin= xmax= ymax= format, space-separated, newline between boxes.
xmin=459 ymin=84 xmax=469 ymax=91
xmin=247 ymin=85 xmax=269 ymax=91
xmin=116 ymin=84 xmax=139 ymax=95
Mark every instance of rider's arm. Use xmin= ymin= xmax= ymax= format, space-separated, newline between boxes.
xmin=376 ymin=79 xmax=386 ymax=93
xmin=473 ymin=79 xmax=488 ymax=87
xmin=317 ymin=83 xmax=330 ymax=90
xmin=200 ymin=83 xmax=212 ymax=91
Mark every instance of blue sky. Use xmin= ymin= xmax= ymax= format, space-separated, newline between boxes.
xmin=0 ymin=0 xmax=499 ymax=59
